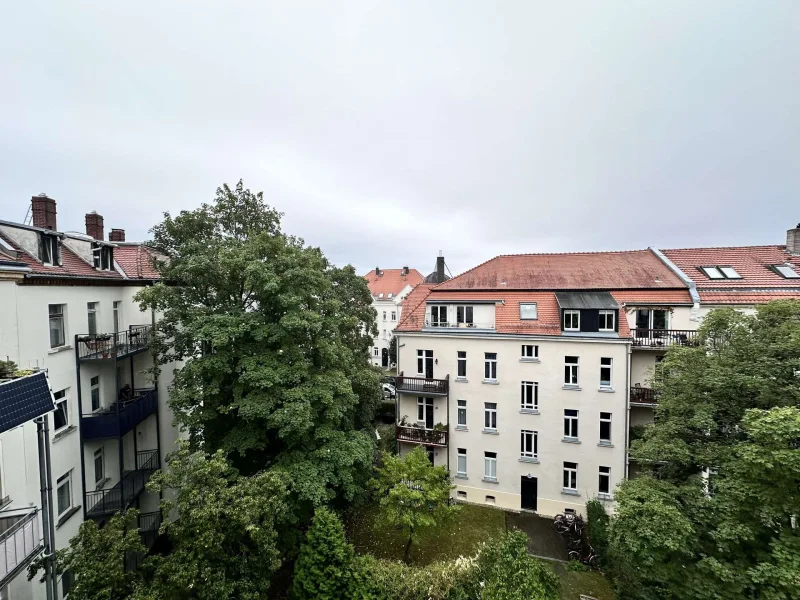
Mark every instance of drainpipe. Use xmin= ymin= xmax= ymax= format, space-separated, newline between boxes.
xmin=36 ymin=416 xmax=58 ymax=600
xmin=624 ymin=342 xmax=631 ymax=480
xmin=75 ymin=342 xmax=88 ymax=522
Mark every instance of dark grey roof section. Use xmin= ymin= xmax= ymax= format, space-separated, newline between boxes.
xmin=555 ymin=291 xmax=619 ymax=310
xmin=0 ymin=372 xmax=55 ymax=433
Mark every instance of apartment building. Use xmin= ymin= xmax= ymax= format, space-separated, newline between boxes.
xmin=393 ymin=250 xmax=697 ymax=516
xmin=0 ymin=195 xmax=179 ymax=600
xmin=363 ymin=266 xmax=423 ymax=368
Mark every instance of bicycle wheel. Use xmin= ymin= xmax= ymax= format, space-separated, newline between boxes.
xmin=568 ymin=550 xmax=581 ymax=561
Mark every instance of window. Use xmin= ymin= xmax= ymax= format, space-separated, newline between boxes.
xmin=457 ymin=490 xmax=467 ymax=500
xmin=485 ymin=495 xmax=496 ymax=504
xmin=417 ymin=397 xmax=433 ymax=423
xmin=484 ymin=452 xmax=497 ymax=481
xmin=90 ymin=376 xmax=100 ymax=412
xmin=599 ymin=466 xmax=611 ymax=495
xmin=563 ymin=462 xmax=578 ymax=491
xmin=600 ymin=412 xmax=612 ymax=443
xmin=53 ymin=389 xmax=69 ymax=431
xmin=56 ymin=472 xmax=72 ymax=517
xmin=457 ymin=351 xmax=467 ymax=378
xmin=457 ymin=448 xmax=467 ymax=476
xmin=49 ymin=304 xmax=66 ymax=348
xmin=430 ymin=305 xmax=447 ymax=327
xmin=91 ymin=243 xmax=113 ymax=270
xmin=39 ymin=233 xmax=59 ymax=265
xmin=391 ymin=311 xmax=396 ymax=321
xmin=417 ymin=349 xmax=433 ymax=376
xmin=635 ymin=308 xmax=669 ymax=331
xmin=564 ymin=356 xmax=579 ymax=385
xmin=457 ymin=400 xmax=467 ymax=427
xmin=563 ymin=310 xmax=580 ymax=331
xmin=719 ymin=267 xmax=741 ymax=279
xmin=600 ymin=357 xmax=613 ymax=388
xmin=484 ymin=353 xmax=497 ymax=381
xmin=564 ymin=409 xmax=579 ymax=438
xmin=521 ymin=344 xmax=538 ymax=359
xmin=519 ymin=303 xmax=538 ymax=320
xmin=387 ymin=293 xmax=393 ymax=299
xmin=774 ymin=264 xmax=800 ymax=278
xmin=62 ymin=570 xmax=75 ymax=598
xmin=87 ymin=302 xmax=99 ymax=335
xmin=378 ymin=293 xmax=384 ymax=299
xmin=484 ymin=402 xmax=497 ymax=431
xmin=113 ymin=300 xmax=121 ymax=333
xmin=373 ymin=347 xmax=379 ymax=357
xmin=94 ymin=448 xmax=105 ymax=484
xmin=521 ymin=381 xmax=538 ymax=410
xmin=382 ymin=311 xmax=386 ymax=321
xmin=521 ymin=430 xmax=538 ymax=459
xmin=456 ymin=305 xmax=474 ymax=325
xmin=700 ymin=266 xmax=725 ymax=279
xmin=599 ymin=310 xmax=615 ymax=331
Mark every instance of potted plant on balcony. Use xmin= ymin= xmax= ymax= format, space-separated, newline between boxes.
xmin=78 ymin=333 xmax=113 ymax=357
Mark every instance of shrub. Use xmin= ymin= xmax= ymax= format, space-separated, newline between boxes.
xmin=350 ymin=554 xmax=477 ymax=600
xmin=586 ymin=499 xmax=610 ymax=566
xmin=292 ymin=507 xmax=355 ymax=600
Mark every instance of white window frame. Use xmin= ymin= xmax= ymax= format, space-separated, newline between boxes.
xmin=719 ymin=266 xmax=742 ymax=279
xmin=521 ymin=344 xmax=538 ymax=359
xmin=49 ymin=304 xmax=66 ymax=349
xmin=94 ymin=447 xmax=105 ymax=485
xmin=417 ymin=349 xmax=433 ymax=376
xmin=457 ymin=400 xmax=467 ymax=428
xmin=87 ymin=302 xmax=99 ymax=335
xmin=599 ymin=466 xmax=611 ymax=495
xmin=563 ymin=462 xmax=578 ymax=491
xmin=56 ymin=471 xmax=73 ymax=518
xmin=382 ymin=311 xmax=386 ymax=321
xmin=430 ymin=305 xmax=447 ymax=327
xmin=417 ymin=397 xmax=433 ymax=425
xmin=391 ymin=311 xmax=396 ymax=321
xmin=455 ymin=305 xmax=474 ymax=325
xmin=519 ymin=303 xmax=538 ymax=320
xmin=700 ymin=266 xmax=725 ymax=279
xmin=520 ymin=430 xmax=538 ymax=459
xmin=520 ymin=381 xmax=538 ymax=411
xmin=484 ymin=452 xmax=497 ymax=481
xmin=373 ymin=347 xmax=379 ymax=357
xmin=774 ymin=264 xmax=800 ymax=278
xmin=563 ymin=310 xmax=580 ymax=331
xmin=457 ymin=448 xmax=467 ymax=476
xmin=600 ymin=412 xmax=612 ymax=443
xmin=598 ymin=310 xmax=615 ymax=332
xmin=484 ymin=352 xmax=497 ymax=381
xmin=564 ymin=409 xmax=579 ymax=439
xmin=53 ymin=389 xmax=69 ymax=432
xmin=90 ymin=376 xmax=101 ymax=412
xmin=457 ymin=351 xmax=467 ymax=378
xmin=600 ymin=357 xmax=613 ymax=388
xmin=564 ymin=356 xmax=579 ymax=386
xmin=484 ymin=402 xmax=497 ymax=431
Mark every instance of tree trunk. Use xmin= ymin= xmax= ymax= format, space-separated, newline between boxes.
xmin=403 ymin=528 xmax=414 ymax=564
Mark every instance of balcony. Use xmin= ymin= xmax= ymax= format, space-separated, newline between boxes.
xmin=77 ymin=325 xmax=152 ymax=361
xmin=630 ymin=386 xmax=659 ymax=406
xmin=423 ymin=319 xmax=495 ymax=331
xmin=81 ymin=388 xmax=158 ymax=439
xmin=632 ymin=328 xmax=698 ymax=349
xmin=396 ymin=425 xmax=448 ymax=447
xmin=86 ymin=450 xmax=159 ymax=519
xmin=125 ymin=511 xmax=163 ymax=572
xmin=0 ymin=509 xmax=41 ymax=587
xmin=396 ymin=374 xmax=449 ymax=396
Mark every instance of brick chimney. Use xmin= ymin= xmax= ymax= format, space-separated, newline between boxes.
xmin=375 ymin=266 xmax=381 ymax=276
xmin=31 ymin=194 xmax=57 ymax=230
xmin=85 ymin=211 xmax=104 ymax=240
xmin=108 ymin=228 xmax=126 ymax=242
xmin=402 ymin=266 xmax=409 ymax=276
xmin=787 ymin=223 xmax=800 ymax=255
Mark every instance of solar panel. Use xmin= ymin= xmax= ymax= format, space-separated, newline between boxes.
xmin=0 ymin=371 xmax=55 ymax=434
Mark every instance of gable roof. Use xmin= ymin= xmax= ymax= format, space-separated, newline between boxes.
xmin=363 ymin=268 xmax=424 ymax=298
xmin=435 ymin=249 xmax=687 ymax=291
xmin=114 ymin=245 xmax=162 ymax=280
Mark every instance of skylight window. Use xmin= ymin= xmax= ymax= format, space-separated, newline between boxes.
xmin=378 ymin=293 xmax=384 ymax=298
xmin=774 ymin=264 xmax=800 ymax=279
xmin=719 ymin=267 xmax=742 ymax=279
xmin=700 ymin=266 xmax=741 ymax=280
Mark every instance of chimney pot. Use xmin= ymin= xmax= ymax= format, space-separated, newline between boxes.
xmin=31 ymin=194 xmax=57 ymax=230
xmin=85 ymin=212 xmax=105 ymax=240
xmin=787 ymin=223 xmax=800 ymax=255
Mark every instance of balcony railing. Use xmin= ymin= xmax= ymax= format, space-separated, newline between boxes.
xmin=630 ymin=386 xmax=659 ymax=406
xmin=86 ymin=450 xmax=160 ymax=518
xmin=632 ymin=328 xmax=698 ymax=349
xmin=77 ymin=325 xmax=152 ymax=360
xmin=0 ymin=509 xmax=41 ymax=586
xmin=125 ymin=511 xmax=163 ymax=572
xmin=81 ymin=388 xmax=158 ymax=439
xmin=424 ymin=319 xmax=495 ymax=330
xmin=396 ymin=373 xmax=449 ymax=396
xmin=396 ymin=425 xmax=448 ymax=447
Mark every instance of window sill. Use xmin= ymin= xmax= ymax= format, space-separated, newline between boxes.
xmin=455 ymin=426 xmax=468 ymax=432
xmin=95 ymin=477 xmax=110 ymax=491
xmin=48 ymin=344 xmax=73 ymax=355
xmin=561 ymin=489 xmax=580 ymax=497
xmin=482 ymin=429 xmax=499 ymax=435
xmin=562 ymin=437 xmax=581 ymax=444
xmin=482 ymin=379 xmax=499 ymax=385
xmin=597 ymin=441 xmax=614 ymax=448
xmin=455 ymin=377 xmax=469 ymax=383
xmin=519 ymin=408 xmax=539 ymax=415
xmin=519 ymin=457 xmax=539 ymax=464
xmin=0 ymin=496 xmax=11 ymax=510
xmin=55 ymin=505 xmax=81 ymax=529
xmin=482 ymin=477 xmax=499 ymax=484
xmin=598 ymin=493 xmax=613 ymax=501
xmin=562 ymin=385 xmax=581 ymax=391
xmin=598 ymin=387 xmax=615 ymax=393
xmin=454 ymin=474 xmax=468 ymax=480
xmin=519 ymin=358 xmax=540 ymax=363
xmin=53 ymin=425 xmax=77 ymax=442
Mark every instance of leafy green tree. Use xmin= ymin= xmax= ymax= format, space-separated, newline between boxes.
xmin=28 ymin=510 xmax=145 ymax=600
xmin=292 ymin=507 xmax=355 ymax=600
xmin=137 ymin=181 xmax=381 ymax=521
xmin=388 ymin=336 xmax=397 ymax=367
xmin=371 ymin=446 xmax=456 ymax=563
xmin=585 ymin=499 xmax=610 ymax=567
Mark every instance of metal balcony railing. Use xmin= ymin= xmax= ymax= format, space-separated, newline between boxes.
xmin=0 ymin=509 xmax=41 ymax=586
xmin=632 ymin=328 xmax=698 ymax=348
xmin=80 ymin=388 xmax=158 ymax=439
xmin=85 ymin=450 xmax=160 ymax=518
xmin=396 ymin=425 xmax=449 ymax=447
xmin=395 ymin=373 xmax=449 ymax=395
xmin=424 ymin=319 xmax=495 ymax=330
xmin=630 ymin=386 xmax=659 ymax=406
xmin=76 ymin=325 xmax=152 ymax=360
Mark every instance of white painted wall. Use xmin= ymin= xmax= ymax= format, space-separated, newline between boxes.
xmin=369 ymin=283 xmax=414 ymax=368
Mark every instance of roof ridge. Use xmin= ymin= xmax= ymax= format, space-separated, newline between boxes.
xmin=493 ymin=248 xmax=651 ymax=258
xmin=662 ymin=244 xmax=786 ymax=252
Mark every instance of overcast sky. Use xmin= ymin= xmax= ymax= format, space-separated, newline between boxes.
xmin=1 ymin=2 xmax=798 ymax=276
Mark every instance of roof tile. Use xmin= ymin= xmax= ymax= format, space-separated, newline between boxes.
xmin=364 ymin=268 xmax=424 ymax=297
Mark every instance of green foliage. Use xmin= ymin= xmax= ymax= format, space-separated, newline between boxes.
xmin=350 ymin=554 xmax=477 ymax=600
xmin=136 ymin=180 xmax=381 ymax=523
xmin=375 ymin=423 xmax=397 ymax=454
xmin=292 ymin=507 xmax=355 ymax=600
xmin=28 ymin=510 xmax=145 ymax=600
xmin=371 ymin=447 xmax=457 ymax=562
xmin=388 ymin=336 xmax=397 ymax=366
xmin=585 ymin=499 xmax=610 ymax=567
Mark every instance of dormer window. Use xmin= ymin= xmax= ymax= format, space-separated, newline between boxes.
xmin=773 ymin=264 xmax=800 ymax=279
xmin=700 ymin=266 xmax=741 ymax=279
xmin=563 ymin=310 xmax=580 ymax=331
xmin=91 ymin=242 xmax=114 ymax=270
xmin=39 ymin=233 xmax=60 ymax=265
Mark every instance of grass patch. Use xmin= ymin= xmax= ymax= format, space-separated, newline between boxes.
xmin=548 ymin=562 xmax=616 ymax=600
xmin=347 ymin=502 xmax=506 ymax=565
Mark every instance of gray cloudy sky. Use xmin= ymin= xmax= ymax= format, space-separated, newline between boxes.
xmin=1 ymin=2 xmax=798 ymax=277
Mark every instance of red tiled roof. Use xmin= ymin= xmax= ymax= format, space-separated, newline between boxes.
xmin=115 ymin=245 xmax=161 ymax=280
xmin=662 ymin=246 xmax=800 ymax=288
xmin=396 ymin=283 xmax=435 ymax=332
xmin=698 ymin=290 xmax=800 ymax=304
xmin=435 ymin=250 xmax=687 ymax=291
xmin=612 ymin=290 xmax=694 ymax=305
xmin=364 ymin=268 xmax=424 ymax=297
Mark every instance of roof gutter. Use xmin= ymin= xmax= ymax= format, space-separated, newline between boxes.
xmin=649 ymin=247 xmax=701 ymax=304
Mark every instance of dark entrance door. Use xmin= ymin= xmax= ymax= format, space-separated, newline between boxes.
xmin=521 ymin=476 xmax=538 ymax=511
xmin=425 ymin=446 xmax=435 ymax=464
xmin=381 ymin=348 xmax=389 ymax=368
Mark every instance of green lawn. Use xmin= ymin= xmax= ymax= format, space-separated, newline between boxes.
xmin=549 ymin=563 xmax=616 ymax=600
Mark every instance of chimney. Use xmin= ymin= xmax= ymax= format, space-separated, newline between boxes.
xmin=436 ymin=251 xmax=445 ymax=283
xmin=402 ymin=266 xmax=409 ymax=276
xmin=109 ymin=228 xmax=126 ymax=242
xmin=85 ymin=211 xmax=104 ymax=240
xmin=787 ymin=223 xmax=800 ymax=255
xmin=375 ymin=266 xmax=381 ymax=276
xmin=31 ymin=194 xmax=57 ymax=230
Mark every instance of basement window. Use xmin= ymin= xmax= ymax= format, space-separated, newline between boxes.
xmin=773 ymin=264 xmax=800 ymax=279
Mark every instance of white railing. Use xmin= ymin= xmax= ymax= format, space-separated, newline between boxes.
xmin=0 ymin=509 xmax=41 ymax=584
xmin=424 ymin=319 xmax=495 ymax=330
